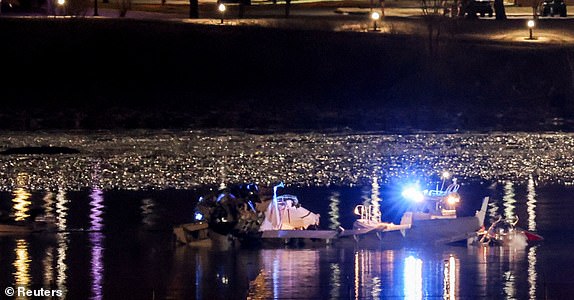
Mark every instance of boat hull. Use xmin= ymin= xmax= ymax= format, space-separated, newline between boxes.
xmin=335 ymin=216 xmax=482 ymax=248
xmin=0 ymin=224 xmax=34 ymax=234
xmin=405 ymin=215 xmax=482 ymax=245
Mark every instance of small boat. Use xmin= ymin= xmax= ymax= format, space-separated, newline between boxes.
xmin=258 ymin=187 xmax=338 ymax=244
xmin=399 ymin=175 xmax=489 ymax=245
xmin=0 ymin=215 xmax=58 ymax=236
xmin=174 ymin=182 xmax=337 ymax=247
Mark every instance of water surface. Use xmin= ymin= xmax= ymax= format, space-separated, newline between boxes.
xmin=0 ymin=130 xmax=573 ymax=299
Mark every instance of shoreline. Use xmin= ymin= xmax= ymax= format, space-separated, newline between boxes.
xmin=1 ymin=14 xmax=574 ymax=132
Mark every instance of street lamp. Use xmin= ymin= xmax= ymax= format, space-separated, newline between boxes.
xmin=370 ymin=11 xmax=380 ymax=31
xmin=218 ymin=3 xmax=226 ymax=24
xmin=527 ymin=19 xmax=535 ymax=40
xmin=57 ymin=0 xmax=65 ymax=15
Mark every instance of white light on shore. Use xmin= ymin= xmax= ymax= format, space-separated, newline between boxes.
xmin=527 ymin=20 xmax=535 ymax=40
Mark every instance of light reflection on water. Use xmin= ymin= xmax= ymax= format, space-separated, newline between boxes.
xmin=141 ymin=198 xmax=156 ymax=228
xmin=2 ymin=131 xmax=574 ymax=300
xmin=527 ymin=175 xmax=537 ymax=232
xmin=5 ymin=131 xmax=574 ymax=190
xmin=42 ymin=245 xmax=54 ymax=288
xmin=240 ymin=246 xmax=537 ymax=299
xmin=0 ymin=175 xmax=573 ymax=299
xmin=55 ymin=188 xmax=68 ymax=232
xmin=90 ymin=186 xmax=104 ymax=300
xmin=90 ymin=232 xmax=104 ymax=300
xmin=404 ymin=255 xmax=422 ymax=300
xmin=12 ymin=174 xmax=31 ymax=222
xmin=328 ymin=191 xmax=340 ymax=230
xmin=329 ymin=263 xmax=341 ymax=299
xmin=370 ymin=176 xmax=381 ymax=217
xmin=56 ymin=233 xmax=68 ymax=293
xmin=13 ymin=239 xmax=31 ymax=292
xmin=43 ymin=191 xmax=54 ymax=221
xmin=90 ymin=187 xmax=104 ymax=232
xmin=503 ymin=181 xmax=516 ymax=221
xmin=443 ymin=255 xmax=458 ymax=300
xmin=255 ymin=249 xmax=320 ymax=299
xmin=528 ymin=246 xmax=538 ymax=300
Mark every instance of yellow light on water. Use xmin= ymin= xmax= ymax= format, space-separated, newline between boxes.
xmin=12 ymin=188 xmax=31 ymax=222
xmin=13 ymin=239 xmax=31 ymax=287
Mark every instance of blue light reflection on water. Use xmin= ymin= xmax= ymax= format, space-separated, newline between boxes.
xmin=0 ymin=182 xmax=573 ymax=299
xmin=403 ymin=255 xmax=422 ymax=300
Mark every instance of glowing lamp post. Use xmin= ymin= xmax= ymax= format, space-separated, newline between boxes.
xmin=218 ymin=3 xmax=226 ymax=24
xmin=57 ymin=0 xmax=65 ymax=15
xmin=370 ymin=11 xmax=380 ymax=31
xmin=527 ymin=19 xmax=535 ymax=40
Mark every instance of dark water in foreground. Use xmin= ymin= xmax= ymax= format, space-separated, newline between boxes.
xmin=1 ymin=180 xmax=573 ymax=299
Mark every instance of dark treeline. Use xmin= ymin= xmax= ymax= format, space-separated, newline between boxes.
xmin=1 ymin=18 xmax=574 ymax=132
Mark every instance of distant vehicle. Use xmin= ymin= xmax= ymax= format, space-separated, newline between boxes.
xmin=539 ymin=0 xmax=567 ymax=17
xmin=464 ymin=0 xmax=494 ymax=18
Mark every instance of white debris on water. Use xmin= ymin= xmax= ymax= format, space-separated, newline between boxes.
xmin=0 ymin=130 xmax=573 ymax=190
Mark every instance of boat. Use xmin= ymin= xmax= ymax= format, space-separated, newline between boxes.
xmin=399 ymin=175 xmax=489 ymax=245
xmin=173 ymin=182 xmax=337 ymax=247
xmin=0 ymin=215 xmax=58 ymax=236
xmin=338 ymin=173 xmax=488 ymax=246
xmin=258 ymin=185 xmax=338 ymax=244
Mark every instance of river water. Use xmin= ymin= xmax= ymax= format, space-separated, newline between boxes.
xmin=0 ymin=130 xmax=573 ymax=299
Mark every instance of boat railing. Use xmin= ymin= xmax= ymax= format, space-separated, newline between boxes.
xmin=426 ymin=183 xmax=460 ymax=197
xmin=445 ymin=183 xmax=460 ymax=193
xmin=354 ymin=205 xmax=381 ymax=223
xmin=275 ymin=194 xmax=299 ymax=208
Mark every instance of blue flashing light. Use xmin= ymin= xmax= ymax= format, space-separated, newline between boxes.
xmin=216 ymin=193 xmax=225 ymax=202
xmin=273 ymin=182 xmax=285 ymax=194
xmin=194 ymin=211 xmax=204 ymax=221
xmin=247 ymin=200 xmax=256 ymax=212
xmin=273 ymin=182 xmax=285 ymax=203
xmin=402 ymin=186 xmax=424 ymax=203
